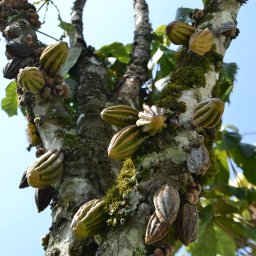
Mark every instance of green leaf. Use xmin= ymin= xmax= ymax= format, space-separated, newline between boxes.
xmin=1 ymin=81 xmax=18 ymax=117
xmin=175 ymin=7 xmax=193 ymax=23
xmin=216 ymin=130 xmax=242 ymax=150
xmin=58 ymin=15 xmax=75 ymax=43
xmin=189 ymin=205 xmax=217 ymax=256
xmin=214 ymin=224 xmax=236 ymax=256
xmin=214 ymin=148 xmax=229 ymax=183
xmin=213 ymin=198 xmax=248 ymax=215
xmin=60 ymin=45 xmax=82 ymax=76
xmin=153 ymin=25 xmax=170 ymax=46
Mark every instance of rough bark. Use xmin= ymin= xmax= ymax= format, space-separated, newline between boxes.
xmin=0 ymin=0 xmax=244 ymax=256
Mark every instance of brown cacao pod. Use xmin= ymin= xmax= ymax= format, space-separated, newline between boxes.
xmin=26 ymin=150 xmax=64 ymax=189
xmin=166 ymin=21 xmax=195 ymax=45
xmin=3 ymin=58 xmax=23 ymax=79
xmin=145 ymin=213 xmax=171 ymax=244
xmin=6 ymin=41 xmax=35 ymax=59
xmin=189 ymin=29 xmax=215 ymax=56
xmin=108 ymin=124 xmax=148 ymax=160
xmin=174 ymin=203 xmax=199 ymax=246
xmin=192 ymin=98 xmax=225 ymax=128
xmin=186 ymin=143 xmax=210 ymax=175
xmin=70 ymin=199 xmax=107 ymax=239
xmin=39 ymin=41 xmax=69 ymax=74
xmin=100 ymin=105 xmax=139 ymax=128
xmin=17 ymin=66 xmax=45 ymax=94
xmin=35 ymin=186 xmax=55 ymax=212
xmin=153 ymin=184 xmax=180 ymax=223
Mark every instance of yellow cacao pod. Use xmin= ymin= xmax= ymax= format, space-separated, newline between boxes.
xmin=100 ymin=105 xmax=139 ymax=128
xmin=39 ymin=41 xmax=68 ymax=74
xmin=17 ymin=67 xmax=45 ymax=94
xmin=26 ymin=150 xmax=64 ymax=189
xmin=189 ymin=29 xmax=215 ymax=56
xmin=166 ymin=21 xmax=195 ymax=45
xmin=108 ymin=124 xmax=148 ymax=160
xmin=70 ymin=199 xmax=107 ymax=239
xmin=192 ymin=98 xmax=224 ymax=128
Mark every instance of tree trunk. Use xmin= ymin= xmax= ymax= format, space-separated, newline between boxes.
xmin=0 ymin=0 xmax=243 ymax=255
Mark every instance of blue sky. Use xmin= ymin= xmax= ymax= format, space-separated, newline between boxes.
xmin=0 ymin=1 xmax=255 ymax=255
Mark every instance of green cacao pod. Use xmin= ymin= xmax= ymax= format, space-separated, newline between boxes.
xmin=153 ymin=184 xmax=180 ymax=223
xmin=166 ymin=21 xmax=195 ymax=45
xmin=108 ymin=124 xmax=148 ymax=160
xmin=17 ymin=66 xmax=45 ymax=94
xmin=100 ymin=105 xmax=139 ymax=128
xmin=39 ymin=41 xmax=68 ymax=74
xmin=145 ymin=212 xmax=171 ymax=244
xmin=174 ymin=203 xmax=199 ymax=246
xmin=26 ymin=150 xmax=64 ymax=189
xmin=192 ymin=98 xmax=224 ymax=128
xmin=70 ymin=199 xmax=107 ymax=239
xmin=189 ymin=29 xmax=215 ymax=56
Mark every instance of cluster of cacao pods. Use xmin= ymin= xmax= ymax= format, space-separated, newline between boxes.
xmin=145 ymin=184 xmax=199 ymax=246
xmin=101 ymin=104 xmax=168 ymax=160
xmin=70 ymin=199 xmax=107 ymax=239
xmin=166 ymin=20 xmax=215 ymax=56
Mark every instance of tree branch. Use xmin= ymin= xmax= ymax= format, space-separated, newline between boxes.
xmin=115 ymin=0 xmax=152 ymax=107
xmin=71 ymin=0 xmax=87 ymax=47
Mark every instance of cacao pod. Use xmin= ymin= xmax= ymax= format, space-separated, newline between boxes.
xmin=153 ymin=184 xmax=180 ymax=223
xmin=189 ymin=29 xmax=215 ymax=56
xmin=192 ymin=98 xmax=225 ymax=128
xmin=136 ymin=104 xmax=167 ymax=136
xmin=39 ymin=41 xmax=69 ymax=74
xmin=17 ymin=66 xmax=45 ymax=94
xmin=6 ymin=41 xmax=35 ymax=59
xmin=3 ymin=58 xmax=23 ymax=79
xmin=174 ymin=203 xmax=199 ymax=246
xmin=19 ymin=170 xmax=29 ymax=189
xmin=100 ymin=105 xmax=139 ymax=128
xmin=145 ymin=213 xmax=171 ymax=244
xmin=108 ymin=124 xmax=148 ymax=160
xmin=166 ymin=21 xmax=195 ymax=45
xmin=26 ymin=150 xmax=64 ymax=189
xmin=70 ymin=199 xmax=107 ymax=239
xmin=35 ymin=186 xmax=55 ymax=212
xmin=186 ymin=143 xmax=210 ymax=175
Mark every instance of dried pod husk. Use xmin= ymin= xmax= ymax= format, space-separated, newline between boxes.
xmin=174 ymin=203 xmax=199 ymax=246
xmin=70 ymin=199 xmax=107 ymax=239
xmin=19 ymin=170 xmax=29 ymax=189
xmin=166 ymin=21 xmax=195 ymax=45
xmin=108 ymin=124 xmax=148 ymax=160
xmin=153 ymin=184 xmax=180 ymax=223
xmin=189 ymin=29 xmax=215 ymax=56
xmin=3 ymin=58 xmax=23 ymax=79
xmin=26 ymin=150 xmax=64 ymax=189
xmin=192 ymin=98 xmax=225 ymax=128
xmin=39 ymin=41 xmax=69 ymax=74
xmin=35 ymin=186 xmax=55 ymax=212
xmin=6 ymin=41 xmax=35 ymax=59
xmin=145 ymin=213 xmax=171 ymax=244
xmin=186 ymin=143 xmax=210 ymax=175
xmin=100 ymin=105 xmax=139 ymax=128
xmin=136 ymin=104 xmax=167 ymax=136
xmin=17 ymin=67 xmax=45 ymax=94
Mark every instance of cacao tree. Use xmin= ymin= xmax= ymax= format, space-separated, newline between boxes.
xmin=1 ymin=0 xmax=256 ymax=255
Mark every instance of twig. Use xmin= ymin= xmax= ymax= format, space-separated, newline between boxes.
xmin=37 ymin=30 xmax=59 ymax=41
xmin=36 ymin=0 xmax=49 ymax=13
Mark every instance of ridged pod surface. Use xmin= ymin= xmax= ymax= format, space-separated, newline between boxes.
xmin=192 ymin=98 xmax=225 ymax=128
xmin=189 ymin=29 xmax=215 ymax=56
xmin=153 ymin=184 xmax=180 ymax=223
xmin=70 ymin=199 xmax=107 ymax=239
xmin=174 ymin=203 xmax=199 ymax=246
xmin=39 ymin=41 xmax=68 ymax=74
xmin=108 ymin=124 xmax=148 ymax=160
xmin=100 ymin=105 xmax=139 ymax=128
xmin=136 ymin=104 xmax=167 ymax=136
xmin=166 ymin=21 xmax=195 ymax=45
xmin=17 ymin=67 xmax=45 ymax=94
xmin=186 ymin=144 xmax=210 ymax=175
xmin=26 ymin=150 xmax=64 ymax=189
xmin=145 ymin=213 xmax=171 ymax=244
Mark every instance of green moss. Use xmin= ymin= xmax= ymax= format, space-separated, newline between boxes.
xmin=104 ymin=158 xmax=137 ymax=226
xmin=133 ymin=247 xmax=147 ymax=256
